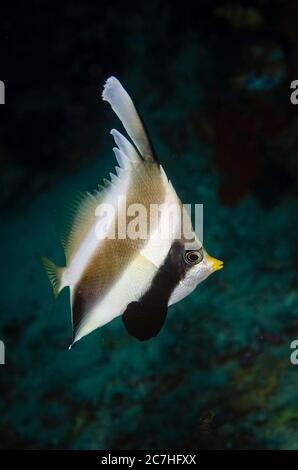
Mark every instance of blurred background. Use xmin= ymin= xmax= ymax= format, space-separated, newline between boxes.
xmin=0 ymin=0 xmax=297 ymax=450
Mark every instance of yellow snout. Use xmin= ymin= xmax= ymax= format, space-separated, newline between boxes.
xmin=206 ymin=254 xmax=224 ymax=271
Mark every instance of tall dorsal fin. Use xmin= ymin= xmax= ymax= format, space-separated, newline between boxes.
xmin=102 ymin=76 xmax=158 ymax=163
xmin=110 ymin=129 xmax=141 ymax=165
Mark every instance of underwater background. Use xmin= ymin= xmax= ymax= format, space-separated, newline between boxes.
xmin=0 ymin=0 xmax=298 ymax=450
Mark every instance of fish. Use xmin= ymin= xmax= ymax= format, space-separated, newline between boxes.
xmin=42 ymin=76 xmax=223 ymax=347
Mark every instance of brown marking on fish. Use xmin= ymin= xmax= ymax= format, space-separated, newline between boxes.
xmin=72 ymin=162 xmax=166 ymax=336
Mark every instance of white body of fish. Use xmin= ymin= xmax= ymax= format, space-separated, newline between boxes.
xmin=42 ymin=76 xmax=223 ymax=346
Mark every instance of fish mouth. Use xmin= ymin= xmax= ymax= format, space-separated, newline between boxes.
xmin=206 ymin=254 xmax=224 ymax=271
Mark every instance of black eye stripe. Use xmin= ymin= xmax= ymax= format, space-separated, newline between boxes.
xmin=184 ymin=249 xmax=203 ymax=265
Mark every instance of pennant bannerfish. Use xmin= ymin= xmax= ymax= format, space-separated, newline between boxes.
xmin=42 ymin=76 xmax=223 ymax=347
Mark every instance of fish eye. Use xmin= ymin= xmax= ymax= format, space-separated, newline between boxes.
xmin=184 ymin=249 xmax=203 ymax=265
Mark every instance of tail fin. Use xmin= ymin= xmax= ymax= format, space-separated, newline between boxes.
xmin=102 ymin=76 xmax=158 ymax=163
xmin=41 ymin=256 xmax=64 ymax=297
